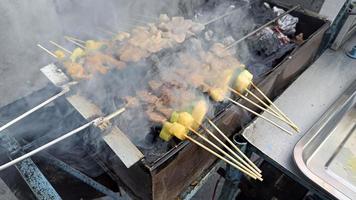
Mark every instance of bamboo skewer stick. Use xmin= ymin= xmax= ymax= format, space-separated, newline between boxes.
xmin=188 ymin=128 xmax=262 ymax=180
xmin=65 ymin=37 xmax=86 ymax=49
xmin=251 ymin=83 xmax=300 ymax=132
xmin=199 ymin=125 xmax=261 ymax=177
xmin=65 ymin=36 xmax=85 ymax=44
xmin=227 ymin=97 xmax=293 ymax=135
xmin=206 ymin=118 xmax=262 ymax=174
xmin=245 ymin=89 xmax=280 ymax=117
xmin=37 ymin=44 xmax=58 ymax=58
xmin=203 ymin=9 xmax=239 ymax=26
xmin=228 ymin=87 xmax=298 ymax=131
xmin=49 ymin=41 xmax=72 ymax=54
xmin=185 ymin=134 xmax=260 ymax=180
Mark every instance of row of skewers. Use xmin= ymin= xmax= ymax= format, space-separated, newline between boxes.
xmin=0 ymin=6 xmax=301 ymax=181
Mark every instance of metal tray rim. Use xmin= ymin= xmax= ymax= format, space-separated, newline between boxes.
xmin=293 ymin=79 xmax=356 ymax=200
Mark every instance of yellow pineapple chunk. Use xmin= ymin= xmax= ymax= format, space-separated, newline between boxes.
xmin=234 ymin=69 xmax=253 ymax=93
xmin=169 ymin=122 xmax=188 ymax=140
xmin=192 ymin=100 xmax=208 ymax=129
xmin=177 ymin=112 xmax=195 ymax=129
xmin=159 ymin=122 xmax=173 ymax=141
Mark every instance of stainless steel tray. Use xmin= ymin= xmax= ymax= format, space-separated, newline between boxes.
xmin=294 ymin=79 xmax=356 ymax=200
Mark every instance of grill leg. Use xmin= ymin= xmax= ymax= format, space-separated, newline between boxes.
xmin=40 ymin=153 xmax=120 ymax=200
xmin=0 ymin=133 xmax=62 ymax=200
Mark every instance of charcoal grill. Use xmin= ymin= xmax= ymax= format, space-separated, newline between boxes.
xmin=0 ymin=1 xmax=330 ymax=199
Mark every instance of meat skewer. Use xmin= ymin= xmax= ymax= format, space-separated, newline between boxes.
xmin=186 ymin=135 xmax=259 ymax=180
xmin=251 ymin=82 xmax=299 ymax=132
xmin=198 ymin=125 xmax=261 ymax=177
xmin=37 ymin=44 xmax=58 ymax=58
xmin=65 ymin=36 xmax=85 ymax=44
xmin=163 ymin=117 xmax=261 ymax=180
xmin=228 ymin=87 xmax=298 ymax=131
xmin=50 ymin=41 xmax=72 ymax=54
xmin=188 ymin=127 xmax=261 ymax=179
xmin=206 ymin=118 xmax=262 ymax=173
xmin=65 ymin=36 xmax=86 ymax=48
xmin=243 ymin=87 xmax=299 ymax=132
xmin=160 ymin=103 xmax=262 ymax=179
xmin=227 ymin=97 xmax=293 ymax=135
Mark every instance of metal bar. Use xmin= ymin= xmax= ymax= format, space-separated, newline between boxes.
xmin=0 ymin=119 xmax=99 ymax=171
xmin=0 ymin=87 xmax=70 ymax=133
xmin=225 ymin=5 xmax=301 ymax=49
xmin=41 ymin=153 xmax=119 ymax=200
xmin=0 ymin=134 xmax=61 ymax=200
xmin=0 ymin=107 xmax=125 ymax=171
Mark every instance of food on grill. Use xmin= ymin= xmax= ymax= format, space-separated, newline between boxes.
xmin=84 ymin=52 xmax=126 ymax=74
xmin=118 ymin=44 xmax=150 ymax=62
xmin=63 ymin=61 xmax=89 ymax=80
xmin=70 ymin=48 xmax=85 ymax=62
xmin=148 ymin=80 xmax=163 ymax=91
xmin=113 ymin=32 xmax=131 ymax=41
xmin=177 ymin=112 xmax=195 ymax=129
xmin=124 ymin=96 xmax=139 ymax=108
xmin=137 ymin=91 xmax=159 ymax=104
xmin=155 ymin=103 xmax=173 ymax=118
xmin=159 ymin=121 xmax=174 ymax=141
xmin=192 ymin=100 xmax=208 ymax=129
xmin=209 ymin=88 xmax=226 ymax=102
xmin=54 ymin=50 xmax=66 ymax=59
xmin=234 ymin=69 xmax=253 ymax=93
xmin=146 ymin=110 xmax=166 ymax=123
xmin=168 ymin=122 xmax=188 ymax=140
xmin=85 ymin=40 xmax=104 ymax=51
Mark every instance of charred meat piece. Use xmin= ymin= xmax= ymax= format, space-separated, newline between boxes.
xmin=118 ymin=44 xmax=150 ymax=62
xmin=146 ymin=110 xmax=166 ymax=123
xmin=148 ymin=80 xmax=163 ymax=91
xmin=155 ymin=102 xmax=173 ymax=118
xmin=84 ymin=52 xmax=126 ymax=74
xmin=123 ymin=96 xmax=140 ymax=108
xmin=136 ymin=91 xmax=159 ymax=104
xmin=210 ymin=43 xmax=233 ymax=58
xmin=63 ymin=61 xmax=90 ymax=80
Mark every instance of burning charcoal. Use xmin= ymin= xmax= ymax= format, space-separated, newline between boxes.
xmin=248 ymin=27 xmax=281 ymax=56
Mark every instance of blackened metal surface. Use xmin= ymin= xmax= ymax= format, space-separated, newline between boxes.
xmin=0 ymin=134 xmax=61 ymax=200
xmin=147 ymin=13 xmax=329 ymax=200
